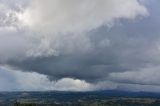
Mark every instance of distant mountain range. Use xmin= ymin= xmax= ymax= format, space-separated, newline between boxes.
xmin=1 ymin=90 xmax=160 ymax=98
xmin=92 ymin=90 xmax=160 ymax=98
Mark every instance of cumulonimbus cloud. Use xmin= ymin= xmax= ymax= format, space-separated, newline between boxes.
xmin=0 ymin=0 xmax=153 ymax=89
xmin=0 ymin=0 xmax=148 ymax=59
xmin=14 ymin=0 xmax=148 ymax=57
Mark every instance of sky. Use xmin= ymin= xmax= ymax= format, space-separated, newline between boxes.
xmin=0 ymin=0 xmax=160 ymax=92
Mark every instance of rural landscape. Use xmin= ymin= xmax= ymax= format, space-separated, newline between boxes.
xmin=1 ymin=91 xmax=160 ymax=106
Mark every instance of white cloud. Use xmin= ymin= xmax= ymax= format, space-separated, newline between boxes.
xmin=18 ymin=0 xmax=148 ymax=34
xmin=53 ymin=78 xmax=93 ymax=91
xmin=16 ymin=0 xmax=148 ymax=57
xmin=0 ymin=0 xmax=148 ymax=60
xmin=0 ymin=67 xmax=94 ymax=91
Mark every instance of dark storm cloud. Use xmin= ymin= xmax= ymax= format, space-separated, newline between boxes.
xmin=7 ymin=3 xmax=160 ymax=82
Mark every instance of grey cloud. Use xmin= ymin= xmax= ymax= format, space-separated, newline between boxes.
xmin=109 ymin=66 xmax=160 ymax=86
xmin=1 ymin=0 xmax=160 ymax=91
xmin=7 ymin=22 xmax=160 ymax=82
